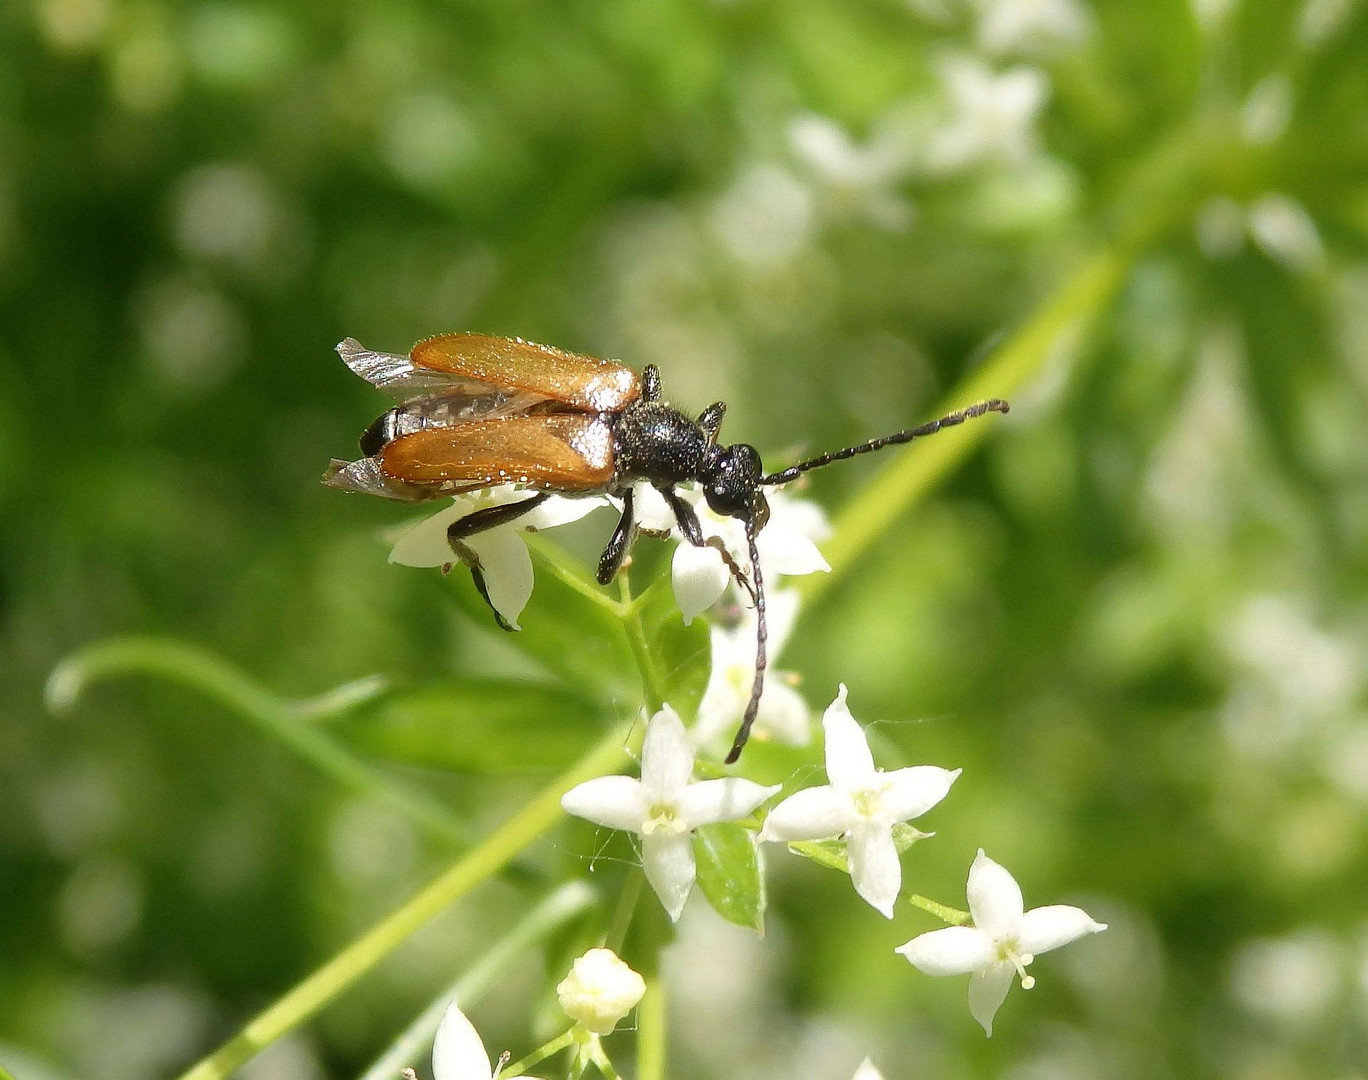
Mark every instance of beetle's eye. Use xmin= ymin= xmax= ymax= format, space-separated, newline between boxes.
xmin=703 ymin=481 xmax=742 ymax=518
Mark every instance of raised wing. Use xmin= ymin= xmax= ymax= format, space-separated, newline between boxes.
xmin=338 ymin=336 xmax=547 ymax=409
xmin=411 ymin=333 xmax=640 ymax=413
xmin=379 ymin=414 xmax=616 ymax=492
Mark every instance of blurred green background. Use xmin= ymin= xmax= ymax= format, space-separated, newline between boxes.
xmin=3 ymin=0 xmax=1368 ymax=1077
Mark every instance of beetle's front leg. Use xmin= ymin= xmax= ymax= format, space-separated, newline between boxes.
xmin=654 ymin=484 xmax=757 ymax=604
xmin=446 ymin=492 xmax=550 ymax=631
xmin=596 ymin=488 xmax=637 ymax=585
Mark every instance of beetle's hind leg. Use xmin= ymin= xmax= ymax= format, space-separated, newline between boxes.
xmin=446 ymin=492 xmax=551 ymax=631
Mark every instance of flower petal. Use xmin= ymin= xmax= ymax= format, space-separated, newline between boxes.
xmin=752 ymin=678 xmax=812 ymax=746
xmin=966 ymin=849 xmax=1024 ymax=938
xmin=895 ymin=925 xmax=995 ymax=976
xmin=880 ymin=766 xmax=961 ymax=822
xmin=640 ymin=706 xmax=694 ymax=800
xmin=388 ymin=502 xmax=468 ymax=568
xmin=822 ymin=685 xmax=875 ymax=791
xmin=851 ymin=1058 xmax=884 ymax=1080
xmin=756 ymin=522 xmax=830 ymax=577
xmin=692 ymin=663 xmax=810 ymax=750
xmin=522 ymin=494 xmax=607 ymax=530
xmin=642 ymin=830 xmax=696 ymax=921
xmin=561 ymin=776 xmax=649 ymax=832
xmin=760 ymin=588 xmax=802 ymax=656
xmin=464 ymin=528 xmax=535 ymax=630
xmin=967 ymin=961 xmax=1015 ymax=1037
xmin=759 ymin=785 xmax=853 ymax=842
xmin=629 ymin=482 xmax=677 ymax=532
xmin=432 ymin=1000 xmax=493 ymax=1080
xmin=678 ymin=778 xmax=780 ymax=826
xmin=1019 ymin=904 xmax=1107 ymax=955
xmin=847 ymin=822 xmax=901 ymax=918
xmin=671 ymin=542 xmax=730 ymax=624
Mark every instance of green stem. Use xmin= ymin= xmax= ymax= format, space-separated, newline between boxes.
xmin=174 ymin=722 xmax=631 ymax=1080
xmin=623 ymin=575 xmax=669 ymax=617
xmin=359 ymin=882 xmax=596 ymax=1080
xmin=500 ymin=1028 xmax=577 ymax=1078
xmin=528 ymin=536 xmax=627 ymax=617
xmin=588 ymin=1037 xmax=624 ymax=1080
xmin=603 ymin=870 xmax=644 ymax=954
xmin=618 ymin=576 xmax=666 ymax=712
xmin=907 ymin=893 xmax=971 ymax=926
xmin=635 ymin=977 xmax=666 ymax=1080
xmin=46 ymin=637 xmax=472 ymax=847
xmin=799 ymin=242 xmax=1134 ymax=605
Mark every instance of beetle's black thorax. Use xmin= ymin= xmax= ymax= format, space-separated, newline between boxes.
xmin=610 ymin=400 xmax=708 ymax=487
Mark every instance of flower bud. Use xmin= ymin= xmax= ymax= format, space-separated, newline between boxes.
xmin=555 ymin=948 xmax=646 ymax=1035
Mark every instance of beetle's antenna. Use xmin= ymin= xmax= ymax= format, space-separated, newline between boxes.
xmin=725 ymin=528 xmax=768 ymax=765
xmin=760 ymin=399 xmax=1009 ymax=486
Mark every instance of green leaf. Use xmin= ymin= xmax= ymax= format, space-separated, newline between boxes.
xmin=787 ymin=838 xmax=849 ymax=874
xmin=787 ymin=826 xmax=931 ymax=877
xmin=641 ymin=585 xmax=711 ymax=718
xmin=338 ymin=678 xmax=605 ymax=773
xmin=693 ymin=823 xmax=766 ymax=933
xmin=443 ymin=558 xmax=637 ymax=706
xmin=891 ymin=823 xmax=932 ymax=852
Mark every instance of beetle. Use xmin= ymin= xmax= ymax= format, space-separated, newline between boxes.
xmin=325 ymin=333 xmax=1008 ymax=762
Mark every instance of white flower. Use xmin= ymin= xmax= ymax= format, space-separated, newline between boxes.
xmin=632 ymin=484 xmax=831 ymax=624
xmin=1247 ymin=193 xmax=1325 ymax=274
xmin=561 ymin=706 xmax=779 ymax=921
xmin=788 ymin=113 xmax=917 ymax=231
xmin=851 ymin=1060 xmax=884 ymax=1080
xmin=927 ymin=56 xmax=1049 ymax=174
xmin=975 ymin=0 xmax=1090 ymax=57
xmin=692 ymin=588 xmax=811 ymax=749
xmin=895 ymin=849 xmax=1107 ymax=1036
xmin=388 ymin=485 xmax=606 ymax=630
xmin=759 ymin=686 xmax=960 ymax=917
xmin=555 ymin=948 xmax=647 ymax=1035
xmin=430 ymin=1000 xmax=531 ymax=1080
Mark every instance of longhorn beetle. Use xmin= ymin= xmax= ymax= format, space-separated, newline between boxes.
xmin=325 ymin=333 xmax=1008 ymax=762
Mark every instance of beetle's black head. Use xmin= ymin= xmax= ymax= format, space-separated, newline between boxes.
xmin=700 ymin=442 xmax=770 ymax=530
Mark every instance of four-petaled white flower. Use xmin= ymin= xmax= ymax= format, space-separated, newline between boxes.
xmin=388 ymin=485 xmax=607 ymax=630
xmin=561 ymin=706 xmax=779 ymax=921
xmin=927 ymin=55 xmax=1049 ymax=174
xmin=760 ymin=686 xmax=960 ymax=918
xmin=632 ymin=484 xmax=831 ymax=625
xmin=895 ymin=849 xmax=1107 ymax=1036
xmin=692 ymin=588 xmax=811 ymax=750
xmin=788 ymin=113 xmax=918 ymax=232
xmin=555 ymin=948 xmax=647 ymax=1036
xmin=430 ymin=999 xmax=532 ymax=1080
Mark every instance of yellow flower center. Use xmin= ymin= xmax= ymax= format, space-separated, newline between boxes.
xmin=996 ymin=939 xmax=1036 ymax=989
xmin=642 ymin=803 xmax=687 ymax=835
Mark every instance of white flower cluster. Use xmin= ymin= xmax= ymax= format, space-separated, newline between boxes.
xmin=562 ymin=686 xmax=1105 ymax=1036
xmin=393 ymin=480 xmax=831 ymax=748
xmin=395 ymin=485 xmax=1106 ymax=1040
xmin=426 ymin=994 xmax=892 ymax=1080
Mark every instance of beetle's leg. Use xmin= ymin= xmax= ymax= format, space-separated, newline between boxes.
xmin=697 ymin=402 xmax=726 ymax=443
xmin=445 ymin=492 xmax=551 ymax=631
xmin=642 ymin=365 xmax=662 ymax=402
xmin=655 ymin=484 xmax=757 ymax=605
xmin=656 ymin=484 xmax=705 ymax=546
xmin=596 ymin=489 xmax=637 ymax=585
